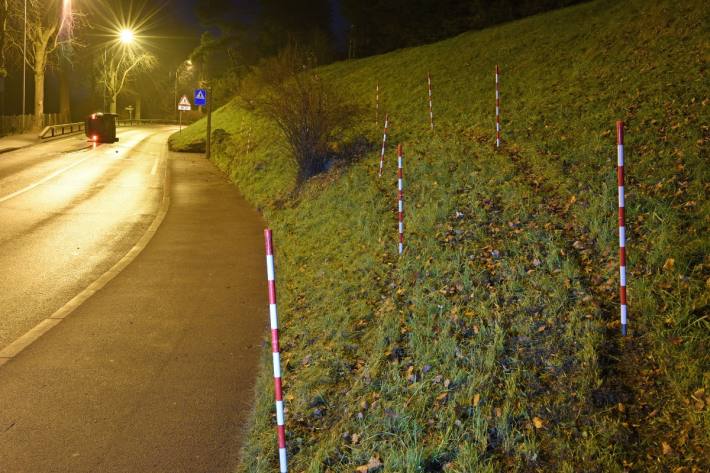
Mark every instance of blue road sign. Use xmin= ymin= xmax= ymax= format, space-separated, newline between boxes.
xmin=194 ymin=89 xmax=207 ymax=106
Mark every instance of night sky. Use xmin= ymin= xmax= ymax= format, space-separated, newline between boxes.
xmin=108 ymin=0 xmax=204 ymax=67
xmin=2 ymin=0 xmax=348 ymax=118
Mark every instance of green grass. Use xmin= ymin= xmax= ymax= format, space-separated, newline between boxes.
xmin=170 ymin=0 xmax=709 ymax=471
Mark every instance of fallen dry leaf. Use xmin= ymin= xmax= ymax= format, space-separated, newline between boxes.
xmin=472 ymin=393 xmax=481 ymax=407
xmin=663 ymin=258 xmax=675 ymax=271
xmin=691 ymin=388 xmax=706 ymax=410
xmin=661 ymin=441 xmax=673 ymax=455
xmin=356 ymin=455 xmax=384 ymax=472
xmin=532 ymin=416 xmax=544 ymax=429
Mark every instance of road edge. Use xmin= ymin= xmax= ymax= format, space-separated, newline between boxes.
xmin=0 ymin=144 xmax=173 ymax=368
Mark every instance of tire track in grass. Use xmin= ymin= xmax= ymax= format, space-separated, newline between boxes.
xmin=433 ymin=149 xmax=613 ymax=471
xmin=496 ymin=138 xmax=697 ymax=471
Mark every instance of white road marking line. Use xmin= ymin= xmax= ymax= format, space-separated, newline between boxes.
xmin=0 ymin=131 xmax=153 ymax=203
xmin=0 ymin=154 xmax=92 ymax=204
xmin=0 ymin=141 xmax=172 ymax=368
xmin=151 ymin=156 xmax=159 ymax=176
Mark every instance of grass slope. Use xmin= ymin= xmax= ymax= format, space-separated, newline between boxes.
xmin=171 ymin=0 xmax=708 ymax=471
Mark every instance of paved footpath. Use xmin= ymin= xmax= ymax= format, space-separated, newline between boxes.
xmin=0 ymin=150 xmax=266 ymax=473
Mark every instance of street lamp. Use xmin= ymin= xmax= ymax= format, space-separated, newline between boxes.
xmin=119 ymin=29 xmax=134 ymax=45
xmin=174 ymin=59 xmax=192 ymax=122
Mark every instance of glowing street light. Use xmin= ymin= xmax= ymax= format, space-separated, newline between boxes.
xmin=119 ymin=29 xmax=135 ymax=45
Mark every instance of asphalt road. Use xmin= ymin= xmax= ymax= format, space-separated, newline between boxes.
xmin=0 ymin=128 xmax=266 ymax=472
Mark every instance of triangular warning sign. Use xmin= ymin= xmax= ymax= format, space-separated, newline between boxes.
xmin=179 ymin=95 xmax=191 ymax=106
xmin=196 ymin=90 xmax=205 ymax=100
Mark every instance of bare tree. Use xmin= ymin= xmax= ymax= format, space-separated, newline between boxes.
xmin=0 ymin=0 xmax=8 ymax=76
xmin=7 ymin=0 xmax=78 ymax=129
xmin=96 ymin=46 xmax=156 ymax=114
xmin=0 ymin=0 xmax=9 ymax=116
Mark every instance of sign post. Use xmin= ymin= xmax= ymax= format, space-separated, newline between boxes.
xmin=178 ymin=95 xmax=191 ymax=132
xmin=205 ymin=88 xmax=212 ymax=160
xmin=195 ymin=88 xmax=211 ymax=159
xmin=125 ymin=105 xmax=134 ymax=124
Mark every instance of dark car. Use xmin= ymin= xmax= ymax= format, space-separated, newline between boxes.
xmin=85 ymin=113 xmax=119 ymax=143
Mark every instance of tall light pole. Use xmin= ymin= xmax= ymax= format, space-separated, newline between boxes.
xmin=105 ymin=28 xmax=135 ymax=113
xmin=22 ymin=0 xmax=26 ymax=130
xmin=174 ymin=59 xmax=191 ymax=123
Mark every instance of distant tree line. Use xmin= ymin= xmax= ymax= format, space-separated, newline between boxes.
xmin=342 ymin=0 xmax=588 ymax=56
xmin=194 ymin=0 xmax=588 ymax=64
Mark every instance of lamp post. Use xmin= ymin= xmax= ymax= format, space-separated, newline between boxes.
xmin=104 ymin=28 xmax=136 ymax=114
xmin=205 ymin=84 xmax=212 ymax=159
xmin=22 ymin=0 xmax=26 ymax=131
xmin=173 ymin=59 xmax=192 ymax=123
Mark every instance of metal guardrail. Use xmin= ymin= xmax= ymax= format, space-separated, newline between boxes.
xmin=37 ymin=118 xmax=179 ymax=140
xmin=39 ymin=122 xmax=85 ymax=140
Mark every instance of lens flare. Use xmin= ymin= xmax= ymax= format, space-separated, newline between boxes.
xmin=119 ymin=29 xmax=134 ymax=44
xmin=87 ymin=0 xmax=165 ymax=52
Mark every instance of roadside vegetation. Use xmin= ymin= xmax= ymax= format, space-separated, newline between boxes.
xmin=238 ymin=45 xmax=364 ymax=186
xmin=170 ymin=0 xmax=708 ymax=471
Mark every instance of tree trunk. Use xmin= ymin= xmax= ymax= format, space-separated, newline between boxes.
xmin=135 ymin=95 xmax=141 ymax=120
xmin=110 ymin=96 xmax=117 ymax=114
xmin=0 ymin=0 xmax=7 ymax=73
xmin=59 ymin=59 xmax=71 ymax=122
xmin=33 ymin=69 xmax=44 ymax=130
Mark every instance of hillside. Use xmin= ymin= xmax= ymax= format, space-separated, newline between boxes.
xmin=170 ymin=0 xmax=708 ymax=471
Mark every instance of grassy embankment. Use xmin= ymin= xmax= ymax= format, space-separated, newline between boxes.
xmin=170 ymin=0 xmax=708 ymax=471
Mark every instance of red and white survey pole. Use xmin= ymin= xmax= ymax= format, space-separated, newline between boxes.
xmin=495 ymin=65 xmax=501 ymax=148
xmin=427 ymin=72 xmax=434 ymax=130
xmin=616 ymin=121 xmax=628 ymax=336
xmin=376 ymin=82 xmax=380 ymax=125
xmin=264 ymin=229 xmax=287 ymax=472
xmin=397 ymin=144 xmax=404 ymax=255
xmin=378 ymin=114 xmax=389 ymax=177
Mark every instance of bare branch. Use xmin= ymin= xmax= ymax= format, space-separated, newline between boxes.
xmin=95 ymin=45 xmax=156 ymax=112
xmin=243 ymin=45 xmax=362 ymax=185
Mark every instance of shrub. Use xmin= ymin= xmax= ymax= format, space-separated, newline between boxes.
xmin=241 ymin=45 xmax=362 ymax=185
